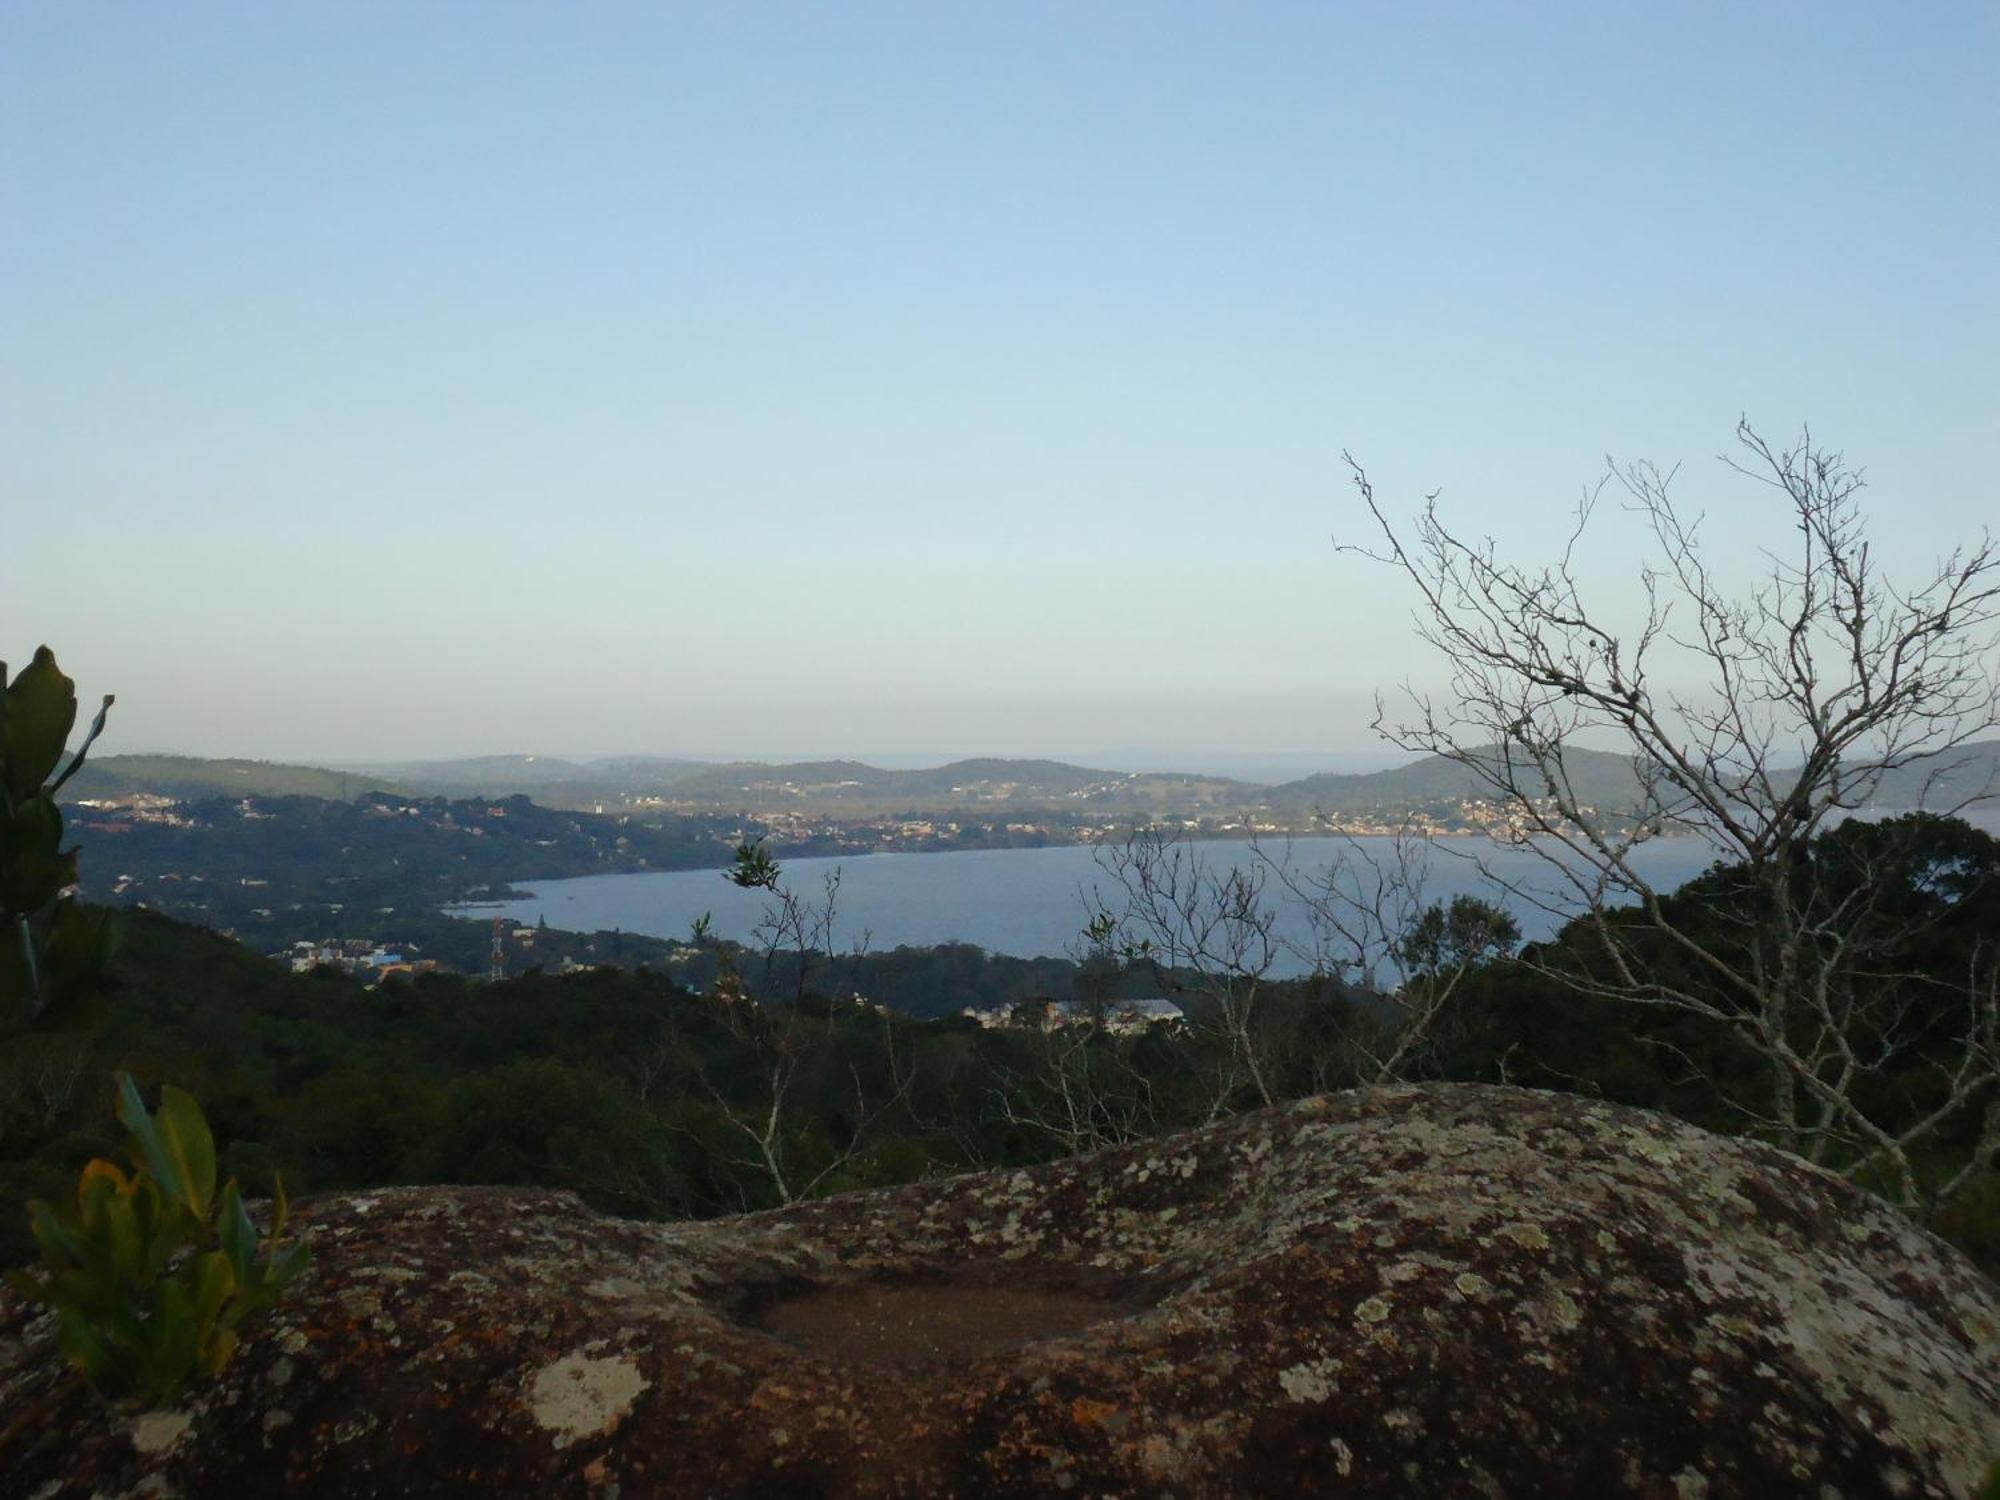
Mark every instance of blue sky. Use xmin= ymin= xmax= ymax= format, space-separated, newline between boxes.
xmin=3 ymin=2 xmax=1993 ymax=767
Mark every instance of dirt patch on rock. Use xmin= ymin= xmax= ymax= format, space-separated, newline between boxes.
xmin=755 ymin=1281 xmax=1140 ymax=1367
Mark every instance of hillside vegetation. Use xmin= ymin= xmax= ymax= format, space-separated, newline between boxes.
xmin=66 ymin=755 xmax=409 ymax=803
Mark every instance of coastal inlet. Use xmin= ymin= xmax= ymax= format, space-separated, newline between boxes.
xmin=452 ymin=836 xmax=1719 ymax=972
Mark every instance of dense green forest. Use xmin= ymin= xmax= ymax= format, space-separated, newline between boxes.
xmin=0 ymin=907 xmax=1343 ymax=1250
xmin=65 ymin=792 xmax=746 ymax=958
xmin=74 ymin=790 xmax=745 ymax=895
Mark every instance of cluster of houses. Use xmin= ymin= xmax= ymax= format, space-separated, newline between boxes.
xmin=280 ymin=939 xmax=441 ymax=984
xmin=960 ymin=997 xmax=1186 ymax=1037
xmin=69 ymin=793 xmax=198 ymax=834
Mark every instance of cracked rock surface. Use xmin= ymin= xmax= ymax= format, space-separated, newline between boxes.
xmin=3 ymin=1083 xmax=1996 ymax=1497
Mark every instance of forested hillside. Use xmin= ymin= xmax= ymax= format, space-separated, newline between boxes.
xmin=61 ymin=792 xmax=746 ymax=957
xmin=65 ymin=755 xmax=409 ymax=803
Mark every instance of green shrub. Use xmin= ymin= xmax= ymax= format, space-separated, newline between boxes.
xmin=7 ymin=1073 xmax=309 ymax=1408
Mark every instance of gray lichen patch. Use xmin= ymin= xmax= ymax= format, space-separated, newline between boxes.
xmin=1497 ymin=1220 xmax=1552 ymax=1252
xmin=527 ymin=1353 xmax=648 ymax=1447
xmin=1276 ymin=1357 xmax=1340 ymax=1404
xmin=126 ymin=1411 xmax=192 ymax=1457
xmin=1354 ymin=1295 xmax=1394 ymax=1324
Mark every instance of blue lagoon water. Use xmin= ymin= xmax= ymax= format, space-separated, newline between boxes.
xmin=453 ymin=837 xmax=1720 ymax=971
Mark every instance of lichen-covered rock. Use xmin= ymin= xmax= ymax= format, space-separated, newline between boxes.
xmin=3 ymin=1084 xmax=1995 ymax=1497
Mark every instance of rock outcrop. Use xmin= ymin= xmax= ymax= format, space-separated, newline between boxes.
xmin=3 ymin=1084 xmax=1996 ymax=1497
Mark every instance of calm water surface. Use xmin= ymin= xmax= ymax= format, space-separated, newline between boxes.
xmin=454 ymin=837 xmax=1721 ymax=972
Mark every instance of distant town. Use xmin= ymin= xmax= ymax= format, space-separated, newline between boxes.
xmin=58 ymin=743 xmax=1994 ymax=981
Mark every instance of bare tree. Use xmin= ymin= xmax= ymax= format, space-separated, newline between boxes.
xmin=1265 ymin=827 xmax=1518 ymax=1082
xmin=1344 ymin=421 xmax=2000 ymax=1215
xmin=0 ymin=1036 xmax=91 ymax=1150
xmin=1084 ymin=822 xmax=1521 ymax=1113
xmin=1086 ymin=830 xmax=1282 ymax=1119
xmin=673 ymin=845 xmax=908 ymax=1206
xmin=990 ymin=1019 xmax=1172 ymax=1156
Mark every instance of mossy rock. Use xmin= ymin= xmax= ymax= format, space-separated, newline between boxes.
xmin=3 ymin=1084 xmax=1996 ymax=1497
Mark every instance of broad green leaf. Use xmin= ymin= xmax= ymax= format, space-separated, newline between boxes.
xmin=73 ymin=1174 xmax=113 ymax=1241
xmin=218 ymin=1182 xmax=256 ymax=1284
xmin=153 ymin=1278 xmax=197 ymax=1386
xmin=2 ymin=647 xmax=78 ymax=799
xmin=27 ymin=1198 xmax=87 ymax=1268
xmin=78 ymin=1158 xmax=133 ymax=1195
xmin=117 ymin=1073 xmax=188 ymax=1206
xmin=100 ymin=1299 xmax=148 ymax=1358
xmin=191 ymin=1250 xmax=236 ymax=1332
xmin=136 ymin=1177 xmax=189 ymax=1277
xmin=55 ymin=1306 xmax=115 ymax=1385
xmin=108 ymin=1193 xmax=147 ymax=1287
xmin=77 ymin=1165 xmax=124 ymax=1223
xmin=157 ymin=1085 xmax=217 ymax=1217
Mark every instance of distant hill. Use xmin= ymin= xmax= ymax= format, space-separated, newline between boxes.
xmin=1260 ymin=738 xmax=2000 ymax=822
xmin=62 ymin=755 xmax=407 ymax=803
xmin=64 ymin=739 xmax=1995 ymax=825
xmin=384 ymin=753 xmax=599 ymax=789
xmin=1861 ymin=739 xmax=2000 ymax=811
xmin=648 ymin=757 xmax=1259 ymax=813
xmin=61 ymin=751 xmax=1255 ymax=816
xmin=331 ymin=754 xmax=1257 ymax=814
xmin=348 ymin=754 xmax=717 ymax=805
xmin=1260 ymin=746 xmax=1649 ymax=821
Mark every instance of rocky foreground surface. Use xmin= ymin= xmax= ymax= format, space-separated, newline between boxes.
xmin=2 ymin=1083 xmax=1996 ymax=1498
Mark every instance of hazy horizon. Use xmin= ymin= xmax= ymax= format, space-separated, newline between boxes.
xmin=91 ymin=741 xmax=1424 ymax=785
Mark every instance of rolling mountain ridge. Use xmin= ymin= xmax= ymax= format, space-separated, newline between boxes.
xmin=63 ymin=740 xmax=1998 ymax=821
